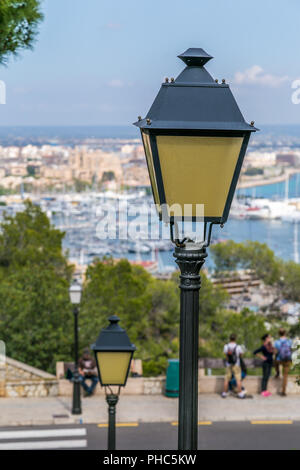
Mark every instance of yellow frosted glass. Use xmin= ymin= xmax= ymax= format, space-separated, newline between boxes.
xmin=142 ymin=132 xmax=160 ymax=208
xmin=156 ymin=136 xmax=243 ymax=218
xmin=97 ymin=352 xmax=131 ymax=385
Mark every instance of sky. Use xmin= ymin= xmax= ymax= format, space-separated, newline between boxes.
xmin=0 ymin=0 xmax=300 ymax=127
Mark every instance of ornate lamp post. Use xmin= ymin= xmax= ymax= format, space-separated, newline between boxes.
xmin=134 ymin=47 xmax=257 ymax=450
xmin=69 ymin=279 xmax=82 ymax=415
xmin=92 ymin=316 xmax=136 ymax=450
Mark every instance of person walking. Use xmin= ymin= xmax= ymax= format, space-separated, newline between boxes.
xmin=78 ymin=347 xmax=98 ymax=397
xmin=274 ymin=328 xmax=292 ymax=397
xmin=222 ymin=334 xmax=245 ymax=399
xmin=253 ymin=334 xmax=274 ymax=397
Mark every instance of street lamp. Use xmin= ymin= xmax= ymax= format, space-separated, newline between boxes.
xmin=92 ymin=315 xmax=136 ymax=450
xmin=69 ymin=279 xmax=82 ymax=415
xmin=134 ymin=47 xmax=257 ymax=450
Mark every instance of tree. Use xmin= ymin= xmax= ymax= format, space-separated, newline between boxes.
xmin=0 ymin=200 xmax=69 ymax=270
xmin=79 ymin=258 xmax=180 ymax=376
xmin=27 ymin=165 xmax=36 ymax=177
xmin=101 ymin=171 xmax=115 ymax=182
xmin=280 ymin=261 xmax=300 ymax=302
xmin=199 ymin=308 xmax=268 ymax=358
xmin=210 ymin=240 xmax=280 ymax=285
xmin=209 ymin=240 xmax=243 ymax=273
xmin=0 ymin=201 xmax=73 ymax=372
xmin=73 ymin=178 xmax=92 ymax=192
xmin=239 ymin=241 xmax=280 ymax=285
xmin=0 ymin=0 xmax=43 ymax=65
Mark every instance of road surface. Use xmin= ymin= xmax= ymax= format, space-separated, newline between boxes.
xmin=0 ymin=421 xmax=299 ymax=450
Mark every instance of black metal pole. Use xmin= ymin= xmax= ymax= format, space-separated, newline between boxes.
xmin=106 ymin=394 xmax=119 ymax=450
xmin=174 ymin=242 xmax=207 ymax=450
xmin=72 ymin=306 xmax=82 ymax=415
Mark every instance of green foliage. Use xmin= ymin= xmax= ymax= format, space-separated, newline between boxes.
xmin=79 ymin=259 xmax=180 ymax=377
xmin=240 ymin=241 xmax=280 ymax=285
xmin=0 ymin=200 xmax=68 ymax=270
xmin=199 ymin=308 xmax=268 ymax=358
xmin=0 ymin=186 xmax=15 ymax=195
xmin=0 ymin=0 xmax=43 ymax=65
xmin=280 ymin=261 xmax=300 ymax=302
xmin=0 ymin=201 xmax=73 ymax=373
xmin=101 ymin=171 xmax=115 ymax=182
xmin=73 ymin=179 xmax=92 ymax=192
xmin=210 ymin=239 xmax=300 ymax=302
xmin=208 ymin=240 xmax=243 ymax=273
xmin=210 ymin=240 xmax=280 ymax=285
xmin=26 ymin=165 xmax=36 ymax=177
xmin=1 ymin=205 xmax=297 ymax=378
xmin=199 ymin=272 xmax=229 ymax=318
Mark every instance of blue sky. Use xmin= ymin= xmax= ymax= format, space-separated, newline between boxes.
xmin=0 ymin=0 xmax=300 ymax=126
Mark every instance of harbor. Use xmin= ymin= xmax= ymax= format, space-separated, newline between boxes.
xmin=1 ymin=172 xmax=300 ymax=274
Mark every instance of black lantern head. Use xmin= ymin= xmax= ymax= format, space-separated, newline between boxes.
xmin=92 ymin=316 xmax=136 ymax=387
xmin=134 ymin=47 xmax=258 ymax=224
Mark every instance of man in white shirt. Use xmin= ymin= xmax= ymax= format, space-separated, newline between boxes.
xmin=222 ymin=334 xmax=245 ymax=399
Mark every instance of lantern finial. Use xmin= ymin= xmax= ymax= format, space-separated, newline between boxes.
xmin=177 ymin=48 xmax=213 ymax=67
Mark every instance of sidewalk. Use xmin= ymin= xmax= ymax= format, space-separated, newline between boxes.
xmin=1 ymin=394 xmax=300 ymax=426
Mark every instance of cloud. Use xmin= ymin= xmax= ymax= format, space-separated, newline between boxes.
xmin=107 ymin=79 xmax=124 ymax=88
xmin=234 ymin=65 xmax=289 ymax=88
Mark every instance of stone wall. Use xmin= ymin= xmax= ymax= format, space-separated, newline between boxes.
xmin=0 ymin=365 xmax=5 ymax=397
xmin=3 ymin=356 xmax=300 ymax=397
xmin=198 ymin=374 xmax=300 ymax=395
xmin=1 ymin=357 xmax=58 ymax=398
xmin=6 ymin=380 xmax=59 ymax=398
xmin=5 ymin=357 xmax=55 ymax=381
xmin=58 ymin=374 xmax=300 ymax=396
xmin=6 ymin=364 xmax=39 ymax=381
xmin=58 ymin=376 xmax=166 ymax=396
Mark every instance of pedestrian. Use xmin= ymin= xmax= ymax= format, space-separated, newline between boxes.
xmin=253 ymin=334 xmax=274 ymax=397
xmin=274 ymin=328 xmax=292 ymax=397
xmin=222 ymin=334 xmax=245 ymax=399
xmin=78 ymin=347 xmax=99 ymax=397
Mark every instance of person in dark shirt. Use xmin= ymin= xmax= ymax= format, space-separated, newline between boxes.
xmin=253 ymin=334 xmax=274 ymax=397
xmin=78 ymin=347 xmax=98 ymax=396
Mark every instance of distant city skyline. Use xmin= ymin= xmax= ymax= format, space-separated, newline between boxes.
xmin=0 ymin=0 xmax=299 ymax=126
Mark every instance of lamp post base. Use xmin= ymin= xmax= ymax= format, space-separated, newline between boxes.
xmin=174 ymin=242 xmax=207 ymax=451
xmin=72 ymin=371 xmax=82 ymax=415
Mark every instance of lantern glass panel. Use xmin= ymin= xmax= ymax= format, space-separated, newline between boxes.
xmin=141 ymin=131 xmax=161 ymax=209
xmin=69 ymin=285 xmax=82 ymax=305
xmin=97 ymin=351 xmax=132 ymax=385
xmin=156 ymin=135 xmax=243 ymax=219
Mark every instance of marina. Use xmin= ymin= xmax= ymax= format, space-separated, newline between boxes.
xmin=1 ymin=172 xmax=300 ymax=273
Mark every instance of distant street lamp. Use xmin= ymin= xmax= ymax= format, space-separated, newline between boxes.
xmin=92 ymin=315 xmax=136 ymax=450
xmin=69 ymin=279 xmax=82 ymax=415
xmin=134 ymin=47 xmax=257 ymax=450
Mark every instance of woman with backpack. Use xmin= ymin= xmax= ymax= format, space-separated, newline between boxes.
xmin=274 ymin=328 xmax=292 ymax=397
xmin=253 ymin=334 xmax=274 ymax=397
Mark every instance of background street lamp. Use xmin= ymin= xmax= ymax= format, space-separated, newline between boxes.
xmin=134 ymin=47 xmax=258 ymax=450
xmin=92 ymin=315 xmax=136 ymax=450
xmin=69 ymin=279 xmax=82 ymax=415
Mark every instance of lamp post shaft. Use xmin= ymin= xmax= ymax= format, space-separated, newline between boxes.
xmin=72 ymin=306 xmax=82 ymax=415
xmin=174 ymin=244 xmax=206 ymax=450
xmin=106 ymin=394 xmax=119 ymax=450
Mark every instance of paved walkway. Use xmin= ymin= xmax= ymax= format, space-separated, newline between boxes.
xmin=1 ymin=394 xmax=300 ymax=426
